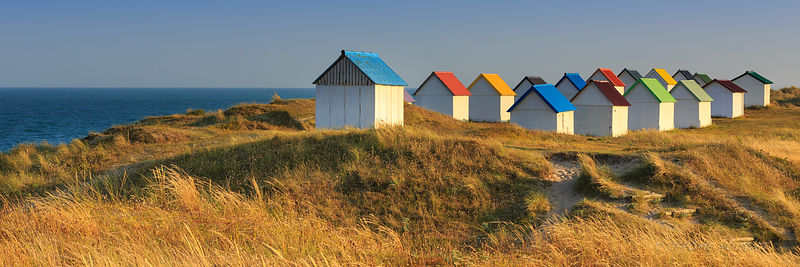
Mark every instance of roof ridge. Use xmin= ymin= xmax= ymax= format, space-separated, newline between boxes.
xmin=674 ymin=80 xmax=713 ymax=102
xmin=571 ymin=80 xmax=631 ymax=106
xmin=468 ymin=73 xmax=515 ymax=96
xmin=733 ymin=70 xmax=773 ymax=84
xmin=508 ymin=84 xmax=575 ymax=113
xmin=626 ymin=78 xmax=677 ymax=102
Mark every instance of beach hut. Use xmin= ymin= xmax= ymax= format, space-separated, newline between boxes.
xmin=313 ymin=50 xmax=407 ymax=129
xmin=693 ymin=73 xmax=712 ymax=86
xmin=468 ymin=73 xmax=516 ymax=122
xmin=588 ymin=68 xmax=626 ymax=94
xmin=703 ymin=79 xmax=747 ymax=118
xmin=513 ymin=76 xmax=547 ymax=100
xmin=404 ymin=90 xmax=415 ymax=104
xmin=624 ymin=78 xmax=677 ymax=131
xmin=670 ymin=80 xmax=713 ymax=128
xmin=645 ymin=69 xmax=678 ymax=92
xmin=617 ymin=68 xmax=643 ymax=91
xmin=673 ymin=70 xmax=694 ymax=81
xmin=570 ymin=80 xmax=631 ymax=137
xmin=508 ymin=84 xmax=576 ymax=134
xmin=732 ymin=71 xmax=773 ymax=107
xmin=413 ymin=71 xmax=471 ymax=120
xmin=554 ymin=73 xmax=587 ymax=100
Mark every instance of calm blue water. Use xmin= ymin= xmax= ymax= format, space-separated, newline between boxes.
xmin=0 ymin=88 xmax=315 ymax=151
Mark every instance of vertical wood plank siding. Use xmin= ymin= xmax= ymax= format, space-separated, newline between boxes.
xmin=315 ymin=57 xmax=374 ymax=86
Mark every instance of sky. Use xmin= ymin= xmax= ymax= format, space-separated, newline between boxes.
xmin=0 ymin=0 xmax=798 ymax=88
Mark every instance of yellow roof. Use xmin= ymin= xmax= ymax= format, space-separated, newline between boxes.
xmin=654 ymin=69 xmax=678 ymax=85
xmin=468 ymin=73 xmax=515 ymax=96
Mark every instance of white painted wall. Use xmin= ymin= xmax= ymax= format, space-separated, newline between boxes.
xmin=470 ymin=78 xmax=499 ymax=121
xmin=315 ymin=86 xmax=330 ymax=128
xmin=571 ymin=83 xmax=628 ymax=137
xmin=415 ymin=77 xmax=456 ymax=117
xmin=514 ymin=80 xmax=532 ymax=101
xmin=500 ymin=95 xmax=514 ymax=122
xmin=671 ymin=85 xmax=711 ymax=129
xmin=732 ymin=92 xmax=744 ymax=118
xmin=453 ymin=96 xmax=469 ymax=121
xmin=705 ymin=83 xmax=739 ymax=118
xmin=611 ymin=106 xmax=629 ymax=136
xmin=556 ymin=81 xmax=580 ymax=100
xmin=509 ymin=91 xmax=573 ymax=134
xmin=733 ymin=75 xmax=770 ymax=107
xmin=658 ymin=102 xmax=675 ymax=130
xmin=558 ymin=111 xmax=574 ymax=134
xmin=588 ymin=71 xmax=607 ymax=83
xmin=470 ymin=95 xmax=501 ymax=122
xmin=626 ymin=83 xmax=674 ymax=131
xmin=511 ymin=109 xmax=556 ymax=131
xmin=317 ymin=85 xmax=394 ymax=129
xmin=618 ymin=73 xmax=637 ymax=92
xmin=699 ymin=102 xmax=712 ymax=127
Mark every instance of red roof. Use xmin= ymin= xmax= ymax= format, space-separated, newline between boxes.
xmin=705 ymin=79 xmax=747 ymax=93
xmin=597 ymin=68 xmax=626 ymax=87
xmin=573 ymin=80 xmax=631 ymax=106
xmin=434 ymin=71 xmax=471 ymax=96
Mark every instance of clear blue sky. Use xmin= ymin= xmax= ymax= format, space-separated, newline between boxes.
xmin=0 ymin=0 xmax=798 ymax=88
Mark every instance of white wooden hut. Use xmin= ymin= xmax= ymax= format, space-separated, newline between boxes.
xmin=413 ymin=71 xmax=471 ymax=120
xmin=513 ymin=76 xmax=547 ymax=100
xmin=693 ymin=73 xmax=712 ymax=86
xmin=670 ymin=80 xmax=713 ymax=128
xmin=508 ymin=84 xmax=576 ymax=134
xmin=617 ymin=68 xmax=643 ymax=92
xmin=570 ymin=80 xmax=631 ymax=137
xmin=645 ymin=68 xmax=677 ymax=92
xmin=554 ymin=73 xmax=587 ymax=100
xmin=673 ymin=70 xmax=694 ymax=81
xmin=588 ymin=68 xmax=626 ymax=94
xmin=624 ymin=78 xmax=677 ymax=131
xmin=732 ymin=71 xmax=773 ymax=107
xmin=313 ymin=50 xmax=407 ymax=129
xmin=467 ymin=73 xmax=516 ymax=122
xmin=703 ymin=79 xmax=747 ymax=118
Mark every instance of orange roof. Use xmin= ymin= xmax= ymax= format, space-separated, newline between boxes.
xmin=468 ymin=73 xmax=515 ymax=96
xmin=653 ymin=69 xmax=678 ymax=85
xmin=596 ymin=68 xmax=626 ymax=87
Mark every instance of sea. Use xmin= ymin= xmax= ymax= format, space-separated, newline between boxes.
xmin=0 ymin=88 xmax=316 ymax=152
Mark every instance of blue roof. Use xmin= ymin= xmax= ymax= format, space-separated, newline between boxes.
xmin=343 ymin=50 xmax=407 ymax=86
xmin=554 ymin=73 xmax=587 ymax=90
xmin=508 ymin=84 xmax=577 ymax=113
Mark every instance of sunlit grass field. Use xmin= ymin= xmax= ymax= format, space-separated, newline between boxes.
xmin=2 ymin=88 xmax=800 ymax=265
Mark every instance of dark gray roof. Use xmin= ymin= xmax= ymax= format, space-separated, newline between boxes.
xmin=675 ymin=70 xmax=693 ymax=80
xmin=619 ymin=68 xmax=642 ymax=80
xmin=514 ymin=76 xmax=548 ymax=91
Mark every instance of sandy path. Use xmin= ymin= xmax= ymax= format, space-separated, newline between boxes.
xmin=546 ymin=160 xmax=582 ymax=218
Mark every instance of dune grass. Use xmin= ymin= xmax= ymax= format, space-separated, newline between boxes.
xmin=0 ymin=88 xmax=800 ymax=265
xmin=1 ymin=166 xmax=797 ymax=266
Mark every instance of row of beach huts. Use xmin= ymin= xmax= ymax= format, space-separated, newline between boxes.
xmin=313 ymin=50 xmax=773 ymax=137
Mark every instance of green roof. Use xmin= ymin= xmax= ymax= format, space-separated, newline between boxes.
xmin=744 ymin=71 xmax=773 ymax=84
xmin=694 ymin=73 xmax=712 ymax=83
xmin=624 ymin=78 xmax=676 ymax=103
xmin=676 ymin=80 xmax=713 ymax=102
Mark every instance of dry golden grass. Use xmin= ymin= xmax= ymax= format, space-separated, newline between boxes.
xmin=1 ymin=167 xmax=796 ymax=266
xmin=1 ymin=88 xmax=800 ymax=265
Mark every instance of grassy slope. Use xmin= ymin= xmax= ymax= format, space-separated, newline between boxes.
xmin=2 ymin=90 xmax=800 ymax=265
